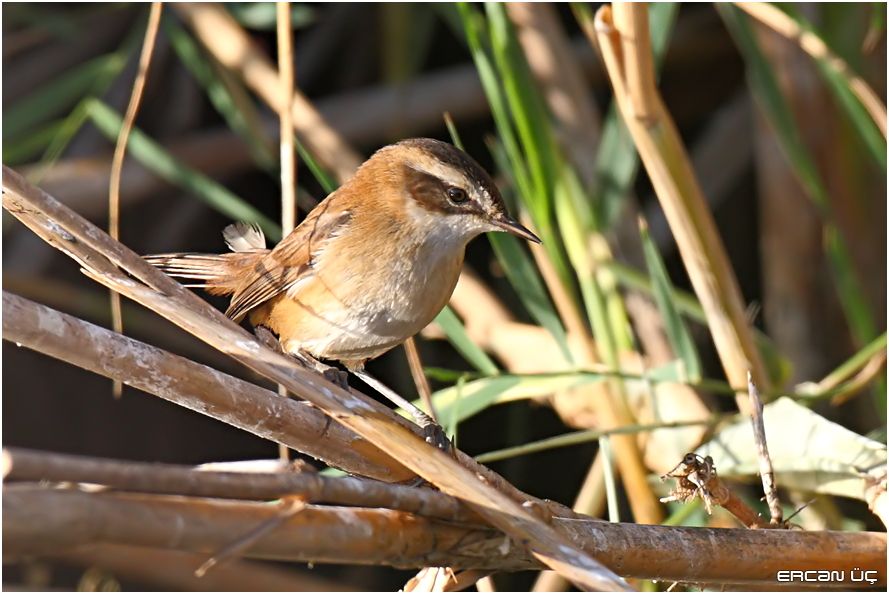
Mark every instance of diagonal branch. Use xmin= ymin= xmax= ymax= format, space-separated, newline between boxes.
xmin=2 ymin=292 xmax=412 ymax=483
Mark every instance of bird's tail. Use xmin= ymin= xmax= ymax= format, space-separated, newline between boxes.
xmin=144 ymin=251 xmax=266 ymax=296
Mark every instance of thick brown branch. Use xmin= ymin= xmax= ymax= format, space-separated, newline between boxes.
xmin=56 ymin=544 xmax=359 ymax=592
xmin=4 ymin=487 xmax=885 ymax=587
xmin=3 ymin=487 xmax=514 ymax=571
xmin=3 ymin=447 xmax=471 ymax=523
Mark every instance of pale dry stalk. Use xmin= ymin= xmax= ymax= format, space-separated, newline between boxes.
xmin=594 ymin=4 xmax=770 ymax=411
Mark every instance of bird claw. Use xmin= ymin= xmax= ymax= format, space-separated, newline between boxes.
xmin=254 ymin=325 xmax=283 ymax=352
xmin=420 ymin=421 xmax=453 ymax=454
xmin=321 ymin=367 xmax=350 ymax=390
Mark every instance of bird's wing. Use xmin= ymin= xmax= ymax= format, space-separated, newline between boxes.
xmin=225 ymin=195 xmax=352 ymax=322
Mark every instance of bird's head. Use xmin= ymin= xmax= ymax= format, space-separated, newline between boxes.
xmin=362 ymin=138 xmax=541 ymax=245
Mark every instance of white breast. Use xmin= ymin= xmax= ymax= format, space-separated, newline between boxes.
xmin=283 ymin=218 xmax=468 ymax=362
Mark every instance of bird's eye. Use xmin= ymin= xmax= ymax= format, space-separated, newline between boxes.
xmin=446 ymin=186 xmax=468 ymax=204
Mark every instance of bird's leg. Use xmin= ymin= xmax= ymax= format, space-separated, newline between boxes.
xmin=349 ymin=367 xmax=452 ymax=453
xmin=253 ymin=326 xmax=349 ymax=389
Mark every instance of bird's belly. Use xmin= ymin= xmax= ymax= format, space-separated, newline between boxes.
xmin=262 ymin=253 xmax=462 ymax=363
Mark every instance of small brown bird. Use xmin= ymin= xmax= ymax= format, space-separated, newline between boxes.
xmin=147 ymin=138 xmax=539 ymax=439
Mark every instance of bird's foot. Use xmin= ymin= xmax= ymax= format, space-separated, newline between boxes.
xmin=295 ymin=348 xmax=350 ymax=390
xmin=254 ymin=327 xmax=350 ymax=390
xmin=420 ymin=421 xmax=453 ymax=453
xmin=414 ymin=410 xmax=453 ymax=454
xmin=320 ymin=366 xmax=350 ymax=390
xmin=254 ymin=325 xmax=283 ymax=352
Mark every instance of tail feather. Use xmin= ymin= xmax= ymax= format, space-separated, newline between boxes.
xmin=144 ymin=251 xmax=266 ymax=296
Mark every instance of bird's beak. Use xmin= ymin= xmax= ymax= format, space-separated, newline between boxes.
xmin=491 ymin=215 xmax=542 ymax=244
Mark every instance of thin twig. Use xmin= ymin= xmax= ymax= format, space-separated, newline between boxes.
xmin=275 ymin=0 xmax=297 ymax=464
xmin=277 ymin=1 xmax=297 ymax=234
xmin=195 ymin=496 xmax=306 ymax=577
xmin=747 ymin=372 xmax=783 ymax=525
xmin=107 ymin=1 xmax=163 ymax=398
xmin=405 ymin=337 xmax=437 ymax=423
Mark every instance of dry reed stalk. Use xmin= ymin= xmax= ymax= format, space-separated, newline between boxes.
xmin=2 ymin=167 xmax=628 ymax=591
xmin=613 ymin=4 xmax=658 ymax=123
xmin=173 ymin=2 xmax=362 ymax=181
xmin=275 ymin=0 xmax=298 ymax=463
xmin=108 ymin=2 xmax=163 ymax=398
xmin=3 ymin=275 xmax=236 ymax=371
xmin=642 ymin=93 xmax=753 ymax=257
xmin=594 ymin=4 xmax=770 ymax=411
xmin=735 ymin=1 xmax=887 ymax=137
xmin=3 ymin=447 xmax=472 ymax=523
xmin=276 ymin=1 xmax=297 ymax=234
xmin=5 ymin=486 xmax=885 ymax=586
xmin=2 ymin=293 xmax=411 ymax=482
xmin=404 ymin=336 xmax=437 ymax=422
